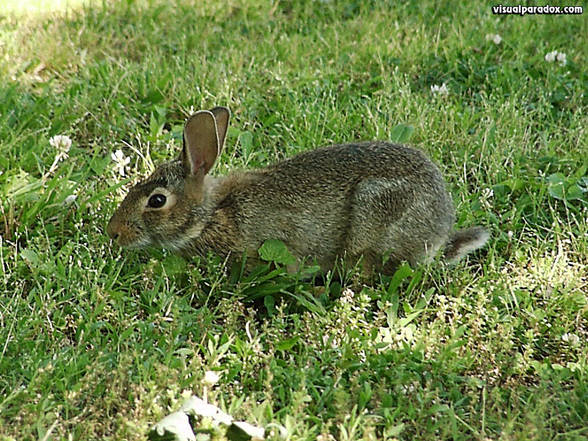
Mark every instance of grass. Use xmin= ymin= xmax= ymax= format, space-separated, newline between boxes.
xmin=0 ymin=0 xmax=587 ymax=439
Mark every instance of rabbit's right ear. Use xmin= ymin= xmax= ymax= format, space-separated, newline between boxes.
xmin=182 ymin=110 xmax=219 ymax=176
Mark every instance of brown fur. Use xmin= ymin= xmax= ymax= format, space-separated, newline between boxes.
xmin=107 ymin=107 xmax=489 ymax=274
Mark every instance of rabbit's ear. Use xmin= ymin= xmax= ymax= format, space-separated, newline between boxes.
xmin=182 ymin=110 xmax=219 ymax=176
xmin=210 ymin=106 xmax=230 ymax=152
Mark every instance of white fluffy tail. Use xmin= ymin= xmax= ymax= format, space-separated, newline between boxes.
xmin=444 ymin=227 xmax=490 ymax=263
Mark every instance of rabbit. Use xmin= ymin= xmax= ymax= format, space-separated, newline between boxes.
xmin=107 ymin=106 xmax=489 ymax=275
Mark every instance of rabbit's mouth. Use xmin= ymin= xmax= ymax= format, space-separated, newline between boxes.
xmin=110 ymin=232 xmax=151 ymax=249
xmin=107 ymin=216 xmax=151 ymax=249
xmin=120 ymin=237 xmax=152 ymax=249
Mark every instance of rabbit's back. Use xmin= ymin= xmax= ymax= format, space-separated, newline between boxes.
xmin=265 ymin=141 xmax=439 ymax=189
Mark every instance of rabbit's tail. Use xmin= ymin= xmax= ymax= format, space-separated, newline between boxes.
xmin=444 ymin=227 xmax=489 ymax=263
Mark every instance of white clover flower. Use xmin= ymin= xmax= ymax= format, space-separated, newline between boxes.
xmin=203 ymin=370 xmax=220 ymax=386
xmin=480 ymin=188 xmax=494 ymax=209
xmin=46 ymin=134 xmax=73 ymax=177
xmin=486 ymin=34 xmax=502 ymax=45
xmin=562 ymin=333 xmax=580 ymax=345
xmin=545 ymin=50 xmax=567 ymax=66
xmin=431 ymin=83 xmax=449 ymax=96
xmin=49 ymin=135 xmax=72 ymax=154
xmin=111 ymin=149 xmax=131 ymax=176
xmin=545 ymin=50 xmax=558 ymax=63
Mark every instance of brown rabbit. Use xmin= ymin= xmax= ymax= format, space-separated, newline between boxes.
xmin=107 ymin=107 xmax=489 ymax=274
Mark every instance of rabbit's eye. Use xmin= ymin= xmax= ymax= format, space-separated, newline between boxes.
xmin=148 ymin=194 xmax=167 ymax=208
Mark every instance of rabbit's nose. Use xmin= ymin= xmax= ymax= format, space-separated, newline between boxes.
xmin=106 ymin=218 xmax=121 ymax=241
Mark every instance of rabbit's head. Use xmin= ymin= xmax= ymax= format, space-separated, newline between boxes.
xmin=106 ymin=107 xmax=230 ymax=251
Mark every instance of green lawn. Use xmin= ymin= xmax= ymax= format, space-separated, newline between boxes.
xmin=0 ymin=1 xmax=586 ymax=440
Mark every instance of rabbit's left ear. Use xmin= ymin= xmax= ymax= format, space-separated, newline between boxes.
xmin=182 ymin=110 xmax=219 ymax=176
xmin=210 ymin=106 xmax=230 ymax=152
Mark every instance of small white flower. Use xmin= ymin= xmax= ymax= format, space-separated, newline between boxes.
xmin=45 ymin=135 xmax=73 ymax=177
xmin=545 ymin=50 xmax=567 ymax=66
xmin=203 ymin=370 xmax=220 ymax=386
xmin=111 ymin=149 xmax=131 ymax=176
xmin=486 ymin=34 xmax=502 ymax=45
xmin=545 ymin=50 xmax=558 ymax=63
xmin=49 ymin=135 xmax=72 ymax=154
xmin=431 ymin=83 xmax=449 ymax=96
xmin=339 ymin=288 xmax=355 ymax=304
xmin=562 ymin=333 xmax=580 ymax=345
